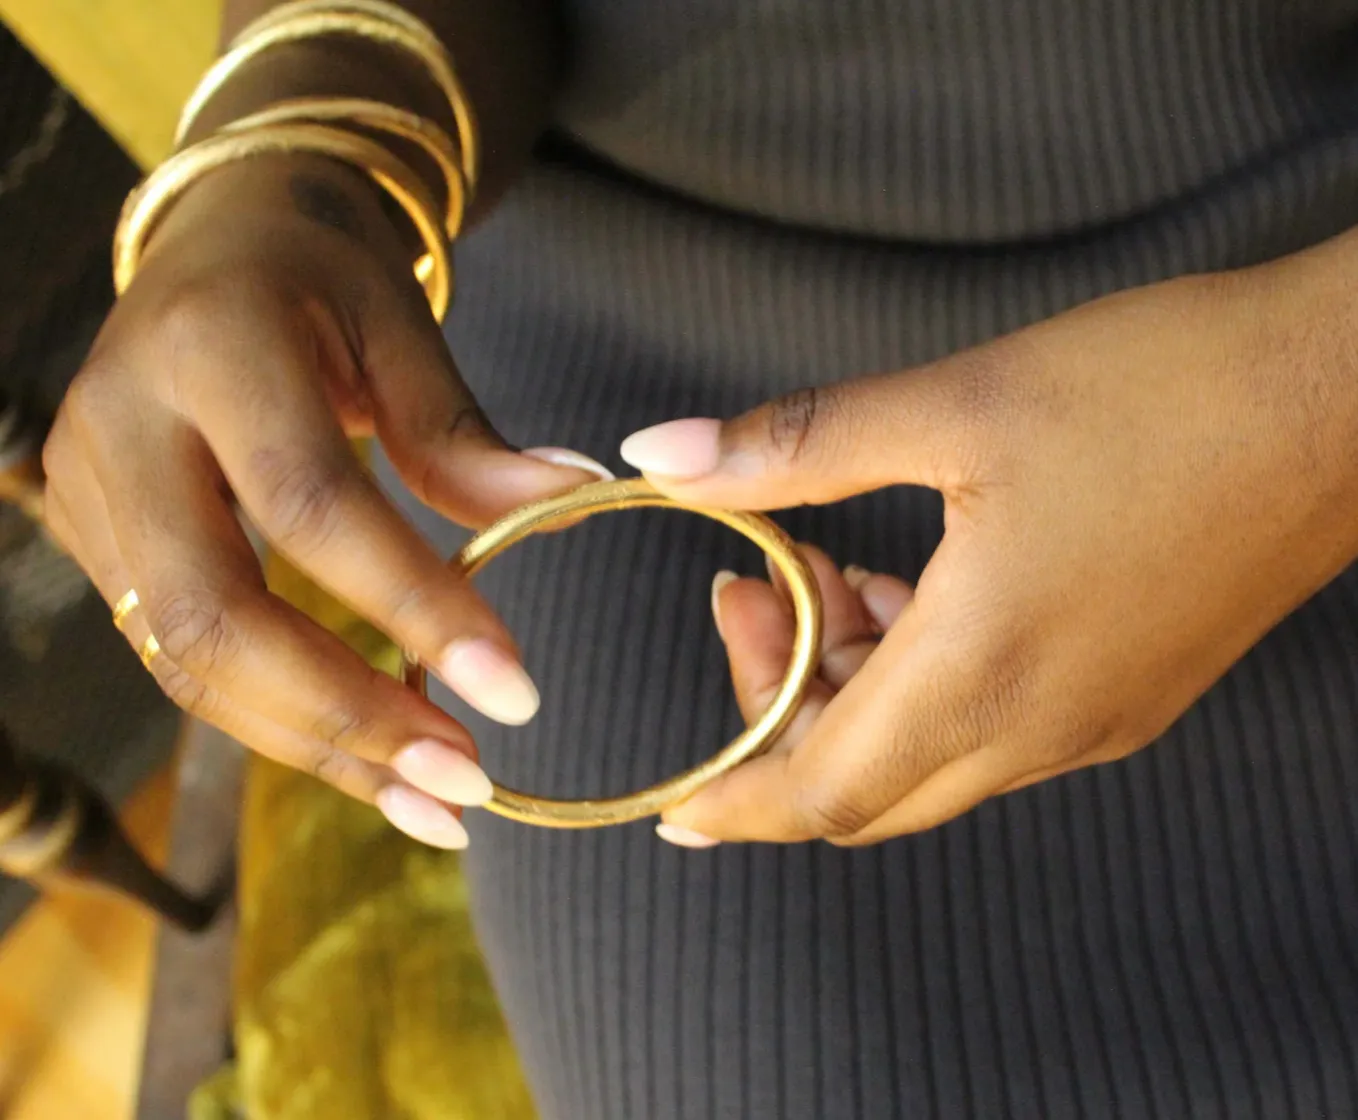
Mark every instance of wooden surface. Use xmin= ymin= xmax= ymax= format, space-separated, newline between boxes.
xmin=0 ymin=763 xmax=177 ymax=1120
xmin=0 ymin=0 xmax=221 ymax=168
xmin=0 ymin=5 xmax=217 ymax=1115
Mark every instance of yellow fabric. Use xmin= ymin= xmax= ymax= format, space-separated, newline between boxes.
xmin=217 ymin=554 xmax=536 ymax=1119
xmin=0 ymin=0 xmax=220 ymax=168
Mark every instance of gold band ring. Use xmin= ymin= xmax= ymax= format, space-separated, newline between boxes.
xmin=112 ymin=589 xmax=141 ymax=632
xmin=139 ymin=635 xmax=162 ymax=671
xmin=401 ymin=478 xmax=823 ymax=829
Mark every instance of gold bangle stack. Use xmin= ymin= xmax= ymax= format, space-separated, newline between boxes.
xmin=113 ymin=0 xmax=476 ymax=323
xmin=177 ymin=0 xmax=478 ymax=194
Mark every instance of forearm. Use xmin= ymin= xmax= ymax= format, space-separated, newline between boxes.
xmin=194 ymin=1 xmax=563 ymax=224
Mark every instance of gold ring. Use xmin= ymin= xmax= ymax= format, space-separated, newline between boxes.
xmin=112 ymin=589 xmax=141 ymax=631
xmin=138 ymin=635 xmax=162 ymax=670
xmin=401 ymin=478 xmax=823 ymax=828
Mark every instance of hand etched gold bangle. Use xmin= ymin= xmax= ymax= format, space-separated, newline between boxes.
xmin=223 ymin=98 xmax=467 ymax=241
xmin=113 ymin=121 xmax=451 ymax=320
xmin=401 ymin=478 xmax=824 ymax=829
xmin=176 ymin=1 xmax=480 ymax=194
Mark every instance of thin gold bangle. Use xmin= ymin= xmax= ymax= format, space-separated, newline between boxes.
xmin=113 ymin=122 xmax=451 ymax=321
xmin=176 ymin=4 xmax=479 ymax=196
xmin=222 ymin=97 xmax=466 ymax=241
xmin=242 ymin=0 xmax=442 ymax=53
xmin=401 ymin=478 xmax=824 ymax=829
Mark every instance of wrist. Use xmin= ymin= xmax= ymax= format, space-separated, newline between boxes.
xmin=181 ymin=38 xmax=451 ymax=224
xmin=141 ymin=150 xmax=406 ymax=271
xmin=1244 ymin=229 xmax=1358 ymax=559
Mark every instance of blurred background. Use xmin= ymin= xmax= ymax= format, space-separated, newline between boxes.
xmin=0 ymin=5 xmax=530 ymax=1117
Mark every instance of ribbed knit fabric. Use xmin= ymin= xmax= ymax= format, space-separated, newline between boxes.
xmin=378 ymin=4 xmax=1358 ymax=1116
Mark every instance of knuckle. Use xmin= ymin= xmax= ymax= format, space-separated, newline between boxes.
xmin=306 ymin=692 xmax=384 ymax=758
xmin=152 ymin=661 xmax=215 ymax=720
xmin=60 ymin=360 xmax=124 ymax=436
xmin=39 ymin=426 xmax=75 ymax=482
xmin=384 ymin=578 xmax=445 ymax=635
xmin=251 ymin=452 xmax=353 ymax=554
xmin=790 ymin=782 xmax=877 ymax=840
xmin=150 ymin=271 xmax=268 ymax=357
xmin=761 ymin=386 xmax=846 ymax=469
xmin=152 ymin=590 xmax=240 ymax=677
xmin=303 ymin=748 xmax=347 ymax=786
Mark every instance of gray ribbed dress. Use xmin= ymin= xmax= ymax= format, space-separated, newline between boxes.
xmin=378 ymin=2 xmax=1358 ymax=1115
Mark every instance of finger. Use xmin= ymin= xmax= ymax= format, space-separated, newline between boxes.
xmin=835 ymin=730 xmax=1138 ymax=846
xmin=619 ymin=350 xmax=999 ymax=508
xmin=832 ymin=747 xmax=1026 ymax=844
xmin=75 ymin=412 xmax=496 ymax=807
xmin=362 ymin=279 xmax=611 ymax=526
xmin=666 ymin=601 xmax=985 ymax=842
xmin=715 ymin=545 xmax=869 ymax=722
xmin=844 ymin=566 xmax=915 ymax=633
xmin=194 ymin=689 xmax=472 ymax=853
xmin=45 ymin=453 xmax=463 ymax=839
xmin=712 ymin=571 xmax=830 ymax=725
xmin=148 ymin=320 xmax=542 ymax=725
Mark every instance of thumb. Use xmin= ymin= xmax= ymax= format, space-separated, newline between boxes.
xmin=618 ymin=365 xmax=980 ymax=510
xmin=362 ymin=284 xmax=611 ymax=527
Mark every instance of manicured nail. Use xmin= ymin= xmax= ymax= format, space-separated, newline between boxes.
xmin=711 ymin=570 xmax=737 ymax=638
xmin=860 ymin=576 xmax=914 ymax=631
xmin=656 ymin=822 xmax=721 ymax=848
xmin=438 ymin=639 xmax=540 ymax=725
xmin=620 ymin=418 xmax=722 ymax=478
xmin=843 ymin=565 xmax=871 ymax=591
xmin=392 ymin=740 xmax=493 ymax=806
xmin=376 ymin=785 xmax=470 ymax=849
xmin=522 ymin=447 xmax=615 ymax=481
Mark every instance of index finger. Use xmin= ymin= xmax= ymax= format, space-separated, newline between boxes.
xmin=183 ymin=328 xmax=541 ymax=726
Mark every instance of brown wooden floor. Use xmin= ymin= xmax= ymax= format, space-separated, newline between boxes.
xmin=0 ymin=762 xmax=177 ymax=1120
xmin=0 ymin=3 xmax=217 ymax=1115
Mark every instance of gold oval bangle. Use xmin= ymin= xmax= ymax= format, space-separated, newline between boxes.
xmin=113 ymin=122 xmax=451 ymax=321
xmin=176 ymin=5 xmax=479 ymax=196
xmin=222 ymin=98 xmax=466 ymax=241
xmin=401 ymin=478 xmax=824 ymax=829
xmin=244 ymin=0 xmax=440 ymax=43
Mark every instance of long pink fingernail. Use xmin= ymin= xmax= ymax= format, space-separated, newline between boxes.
xmin=656 ymin=822 xmax=721 ymax=848
xmin=376 ymin=785 xmax=470 ymax=849
xmin=860 ymin=577 xmax=914 ymax=630
xmin=710 ymin=570 xmax=737 ymax=638
xmin=620 ymin=419 xmax=722 ymax=478
xmin=438 ymin=639 xmax=540 ymax=726
xmin=392 ymin=740 xmax=493 ymax=806
xmin=521 ymin=447 xmax=615 ymax=481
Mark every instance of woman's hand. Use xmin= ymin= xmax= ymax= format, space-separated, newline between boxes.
xmin=626 ymin=240 xmax=1358 ymax=846
xmin=42 ymin=153 xmax=607 ymax=848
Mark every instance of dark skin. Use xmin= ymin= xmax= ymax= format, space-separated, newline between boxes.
xmin=42 ymin=3 xmax=598 ymax=849
xmin=42 ymin=2 xmax=1358 ymax=851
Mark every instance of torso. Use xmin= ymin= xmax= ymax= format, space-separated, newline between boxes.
xmin=553 ymin=0 xmax=1358 ymax=242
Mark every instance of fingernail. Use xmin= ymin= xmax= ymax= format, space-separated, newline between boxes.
xmin=860 ymin=577 xmax=914 ymax=630
xmin=711 ymin=570 xmax=737 ymax=638
xmin=656 ymin=822 xmax=721 ymax=848
xmin=392 ymin=740 xmax=493 ymax=806
xmin=376 ymin=785 xmax=470 ymax=849
xmin=521 ymin=447 xmax=615 ymax=481
xmin=438 ymin=639 xmax=540 ymax=725
xmin=843 ymin=565 xmax=871 ymax=591
xmin=620 ymin=418 xmax=722 ymax=478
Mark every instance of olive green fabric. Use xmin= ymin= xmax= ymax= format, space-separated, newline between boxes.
xmin=217 ymin=556 xmax=534 ymax=1120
